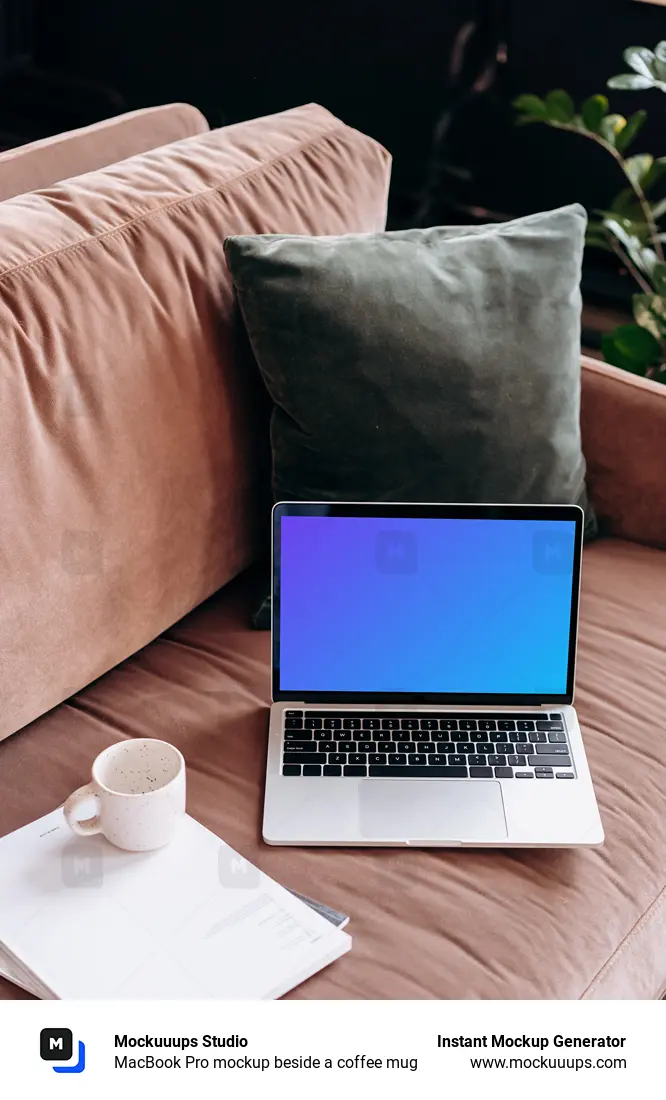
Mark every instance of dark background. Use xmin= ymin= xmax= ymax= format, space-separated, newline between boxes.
xmin=2 ymin=0 xmax=666 ymax=318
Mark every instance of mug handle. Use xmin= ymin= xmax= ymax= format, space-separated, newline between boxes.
xmin=63 ymin=782 xmax=102 ymax=836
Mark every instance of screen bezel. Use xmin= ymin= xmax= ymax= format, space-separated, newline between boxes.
xmin=272 ymin=502 xmax=584 ymax=705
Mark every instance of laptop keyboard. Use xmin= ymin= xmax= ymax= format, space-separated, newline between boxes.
xmin=281 ymin=711 xmax=575 ymax=779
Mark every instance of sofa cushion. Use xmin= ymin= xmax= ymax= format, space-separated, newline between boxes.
xmin=0 ymin=536 xmax=663 ymax=999
xmin=0 ymin=104 xmax=391 ymax=743
xmin=224 ymin=207 xmax=595 ymax=536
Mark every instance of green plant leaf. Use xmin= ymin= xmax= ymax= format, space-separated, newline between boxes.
xmin=513 ymin=94 xmax=547 ymax=118
xmin=624 ymin=153 xmax=654 ymax=187
xmin=614 ymin=110 xmax=647 ymax=153
xmin=639 ymin=156 xmax=666 ymax=191
xmin=610 ymin=188 xmax=643 ymax=219
xmin=581 ymin=94 xmax=608 ymax=132
xmin=607 ymin=73 xmax=654 ymax=91
xmin=599 ymin=113 xmax=626 ymax=146
xmin=544 ymin=89 xmax=575 ymax=122
xmin=602 ymin=323 xmax=661 ymax=374
xmin=651 ymin=197 xmax=666 ymax=221
xmin=651 ymin=264 xmax=666 ymax=294
xmin=624 ymin=46 xmax=656 ymax=79
xmin=632 ymin=293 xmax=666 ymax=340
xmin=596 ymin=212 xmax=652 ymax=241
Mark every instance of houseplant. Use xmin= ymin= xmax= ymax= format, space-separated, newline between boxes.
xmin=515 ymin=43 xmax=666 ymax=383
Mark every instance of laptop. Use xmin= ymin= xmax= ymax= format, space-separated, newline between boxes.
xmin=263 ymin=502 xmax=604 ymax=848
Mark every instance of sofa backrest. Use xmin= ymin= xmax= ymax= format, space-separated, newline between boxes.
xmin=0 ymin=103 xmax=391 ymax=741
xmin=0 ymin=104 xmax=210 ymax=202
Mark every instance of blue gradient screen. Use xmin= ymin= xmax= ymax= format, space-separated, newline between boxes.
xmin=278 ymin=515 xmax=577 ymax=695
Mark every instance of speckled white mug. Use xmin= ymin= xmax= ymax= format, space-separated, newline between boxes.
xmin=63 ymin=739 xmax=186 ymax=851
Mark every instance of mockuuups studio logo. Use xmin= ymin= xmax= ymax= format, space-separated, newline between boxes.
xmin=375 ymin=530 xmax=418 ymax=574
xmin=61 ymin=838 xmax=104 ymax=888
xmin=40 ymin=1028 xmax=86 ymax=1074
xmin=532 ymin=529 xmax=571 ymax=576
xmin=217 ymin=847 xmax=261 ymax=891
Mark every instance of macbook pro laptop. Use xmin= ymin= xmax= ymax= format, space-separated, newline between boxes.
xmin=263 ymin=502 xmax=604 ymax=848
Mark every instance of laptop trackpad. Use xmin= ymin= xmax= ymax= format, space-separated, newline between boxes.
xmin=359 ymin=781 xmax=507 ymax=841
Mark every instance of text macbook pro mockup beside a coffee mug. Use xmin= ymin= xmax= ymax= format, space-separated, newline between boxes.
xmin=63 ymin=739 xmax=186 ymax=851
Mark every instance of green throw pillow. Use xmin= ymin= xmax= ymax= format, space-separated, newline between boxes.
xmin=225 ymin=205 xmax=596 ymax=614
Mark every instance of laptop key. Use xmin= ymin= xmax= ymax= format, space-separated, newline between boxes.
xmin=529 ymin=731 xmax=547 ymax=742
xmin=318 ymin=741 xmax=333 ymax=752
xmin=323 ymin=718 xmax=342 ymax=729
xmin=410 ymin=755 xmax=428 ymax=766
xmin=459 ymin=720 xmax=477 ymax=730
xmin=282 ymin=764 xmax=301 ymax=776
xmin=478 ymin=720 xmax=497 ymax=731
xmin=338 ymin=741 xmax=355 ymax=753
xmin=536 ymin=720 xmax=564 ymax=731
xmin=535 ymin=743 xmax=569 ymax=755
xmin=402 ymin=743 xmax=416 ymax=754
xmin=497 ymin=720 xmax=516 ymax=731
xmin=548 ymin=731 xmax=567 ymax=743
xmin=284 ymin=742 xmax=319 ymax=754
xmin=490 ymin=732 xmax=509 ymax=743
xmin=535 ymin=771 xmax=554 ymax=778
xmin=285 ymin=711 xmax=303 ymax=718
xmin=283 ymin=752 xmax=320 ymax=765
xmin=376 ymin=731 xmax=393 ymax=742
xmin=432 ymin=731 xmax=450 ymax=741
xmin=515 ymin=772 xmax=534 ymax=778
xmin=393 ymin=731 xmax=411 ymax=742
xmin=303 ymin=764 xmax=322 ymax=776
xmin=323 ymin=765 xmax=342 ymax=776
xmin=304 ymin=718 xmax=323 ymax=729
xmin=362 ymin=718 xmax=380 ymax=729
xmin=328 ymin=753 xmax=346 ymax=766
xmin=388 ymin=753 xmax=407 ymax=766
xmin=368 ymin=753 xmax=387 ymax=765
xmin=314 ymin=730 xmax=333 ymax=741
xmin=370 ymin=765 xmax=468 ymax=778
xmin=285 ymin=718 xmax=303 ymax=729
xmin=357 ymin=741 xmax=376 ymax=753
xmin=348 ymin=753 xmax=367 ymax=765
xmin=529 ymin=755 xmax=571 ymax=767
xmin=420 ymin=719 xmax=439 ymax=730
xmin=421 ymin=743 xmax=437 ymax=753
xmin=468 ymin=755 xmax=487 ymax=767
xmin=556 ymin=772 xmax=575 ymax=778
xmin=447 ymin=754 xmax=466 ymax=766
xmin=382 ymin=719 xmax=400 ymax=729
xmin=513 ymin=731 xmax=528 ymax=743
xmin=477 ymin=743 xmax=494 ymax=755
xmin=494 ymin=767 xmax=513 ymax=778
xmin=487 ymin=754 xmax=506 ymax=767
xmin=469 ymin=766 xmax=493 ymax=777
xmin=344 ymin=765 xmax=367 ymax=776
xmin=439 ymin=720 xmax=458 ymax=730
xmin=343 ymin=719 xmax=362 ymax=730
xmin=507 ymin=755 xmax=527 ymax=767
xmin=412 ymin=731 xmax=430 ymax=742
xmin=401 ymin=719 xmax=419 ymax=730
xmin=517 ymin=720 xmax=535 ymax=731
xmin=285 ymin=731 xmax=312 ymax=741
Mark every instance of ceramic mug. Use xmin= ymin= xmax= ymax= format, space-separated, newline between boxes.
xmin=63 ymin=739 xmax=186 ymax=851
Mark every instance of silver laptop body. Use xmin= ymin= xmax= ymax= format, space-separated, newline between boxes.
xmin=263 ymin=502 xmax=603 ymax=848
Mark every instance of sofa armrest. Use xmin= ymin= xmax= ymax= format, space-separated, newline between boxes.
xmin=581 ymin=354 xmax=666 ymax=549
xmin=0 ymin=104 xmax=209 ymax=202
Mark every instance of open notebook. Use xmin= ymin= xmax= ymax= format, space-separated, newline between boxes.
xmin=0 ymin=810 xmax=350 ymax=999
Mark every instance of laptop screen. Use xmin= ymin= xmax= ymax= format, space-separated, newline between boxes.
xmin=273 ymin=505 xmax=582 ymax=703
